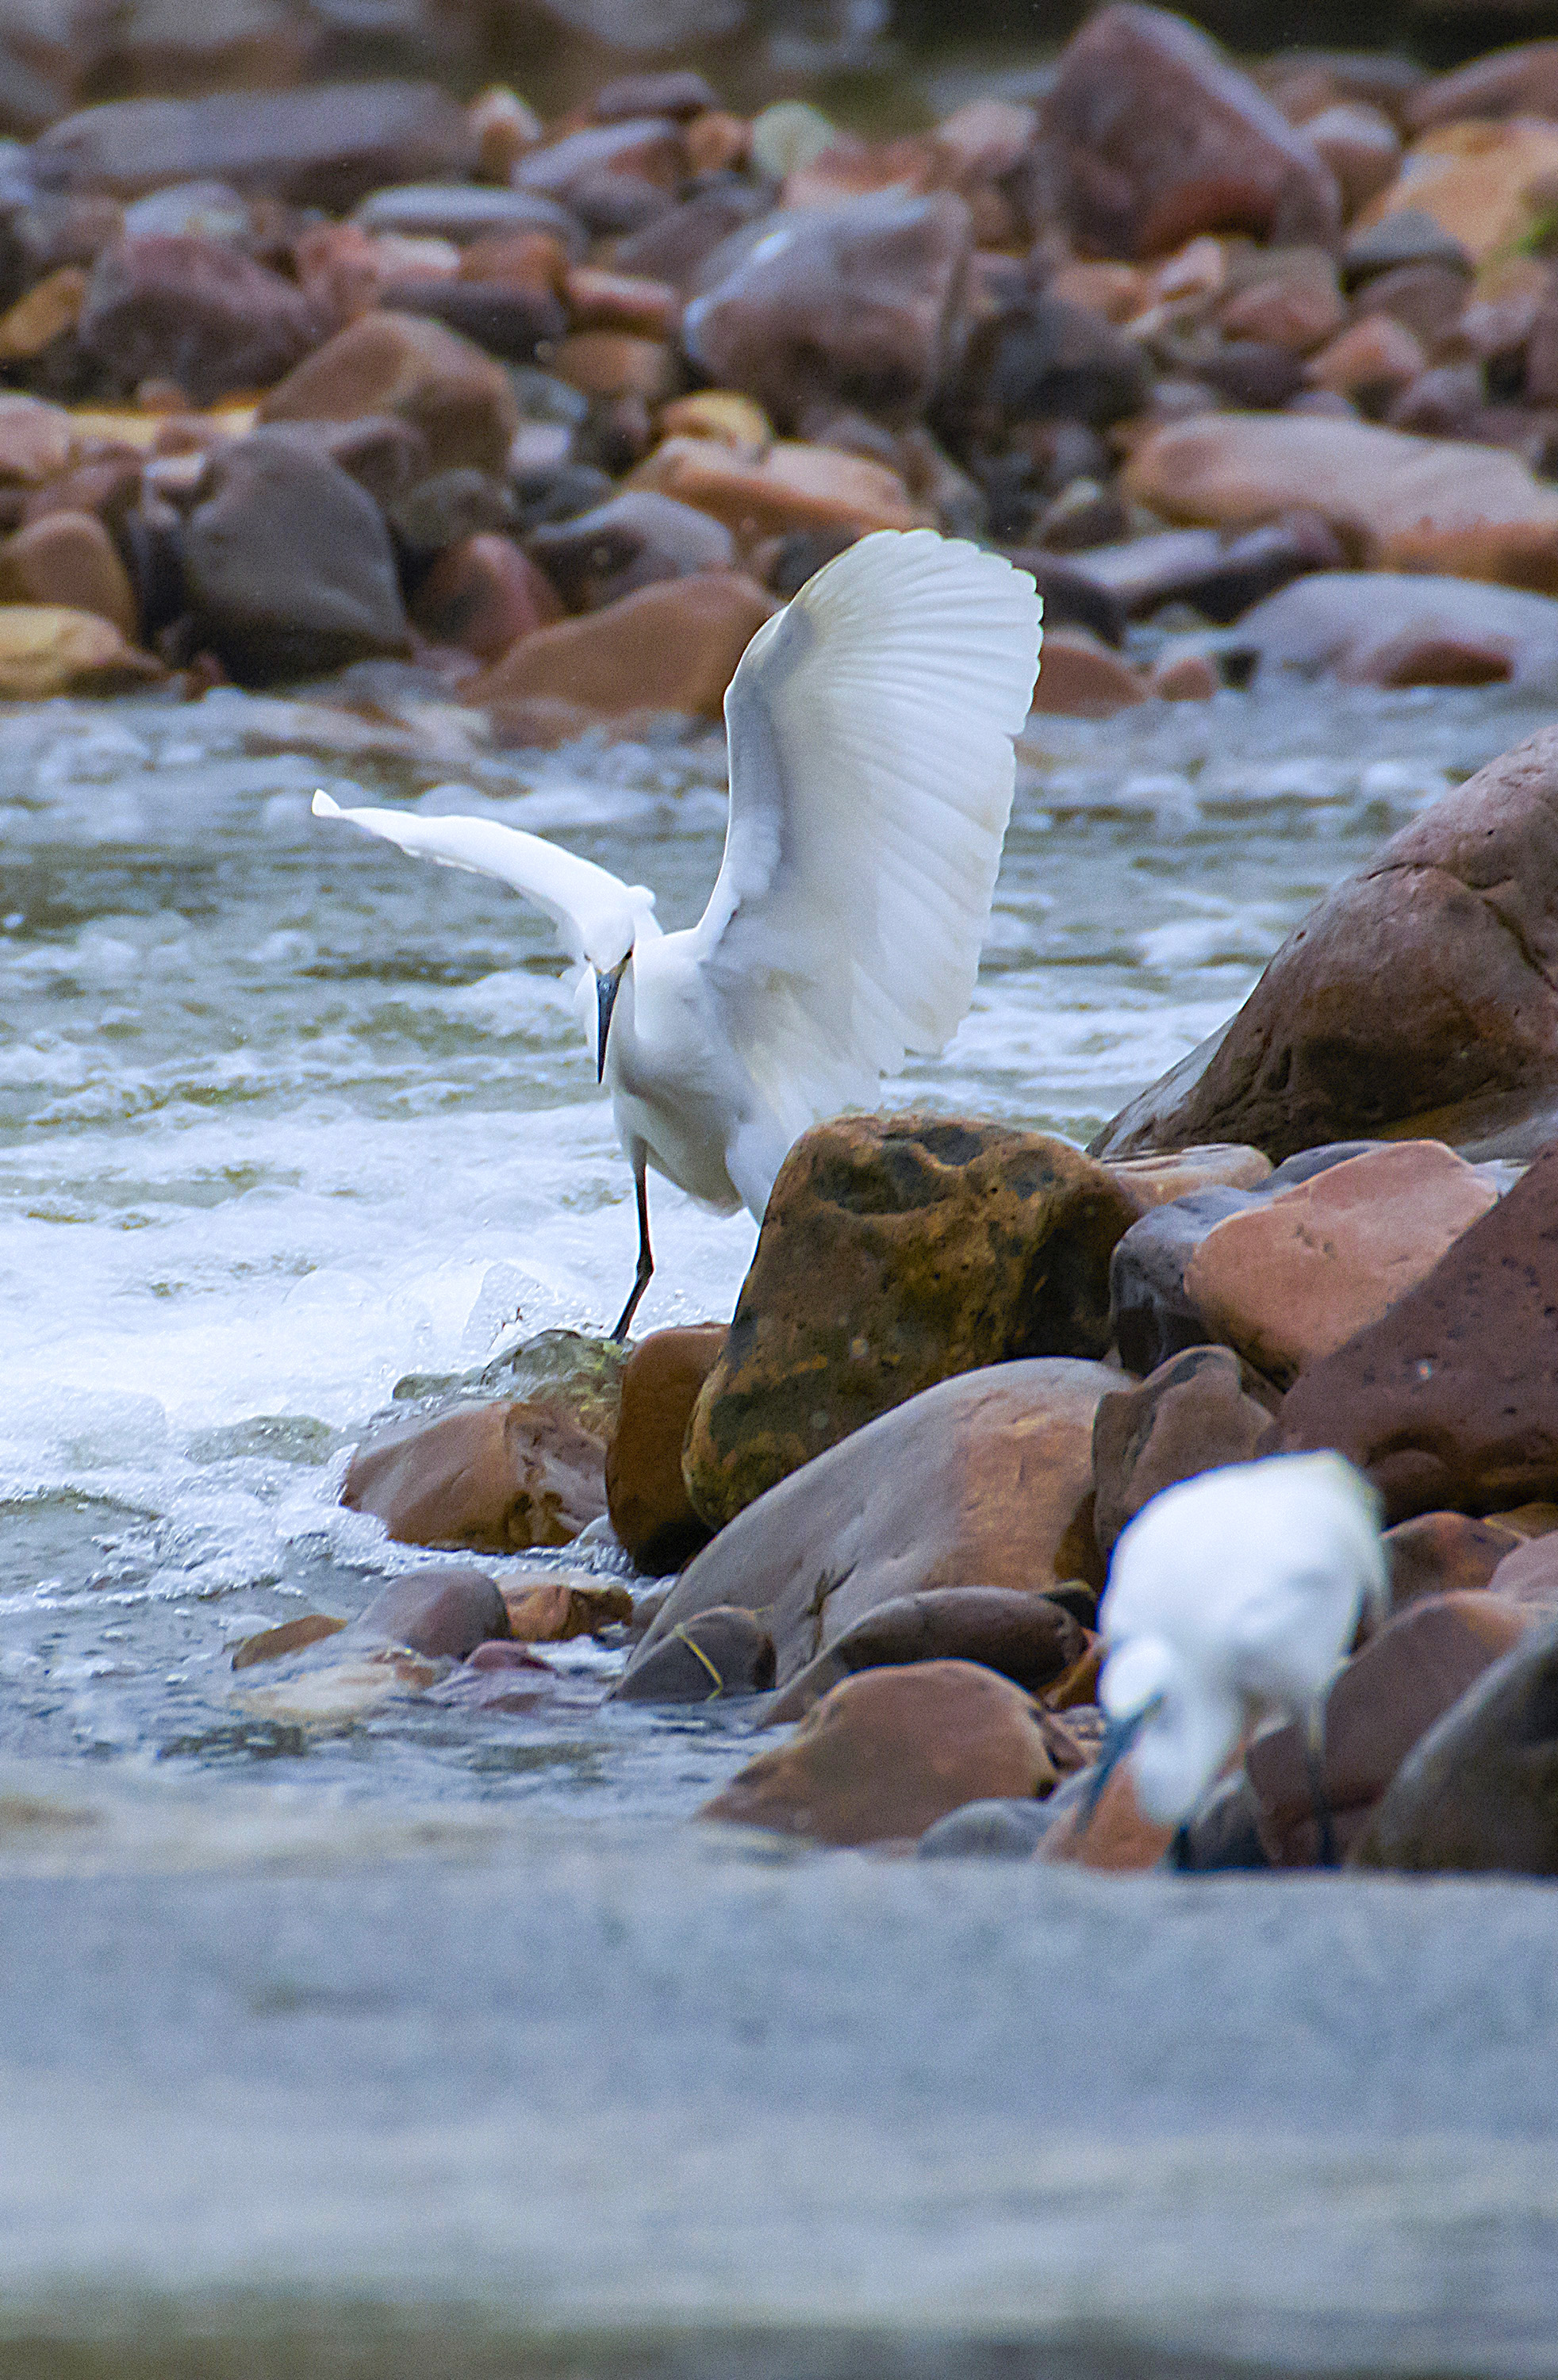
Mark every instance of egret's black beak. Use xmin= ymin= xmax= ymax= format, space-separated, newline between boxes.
xmin=1078 ymin=1701 xmax=1157 ymax=1835
xmin=596 ymin=959 xmax=626 ymax=1083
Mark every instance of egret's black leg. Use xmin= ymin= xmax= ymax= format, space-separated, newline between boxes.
xmin=1304 ymin=1717 xmax=1338 ymax=1869
xmin=1169 ymin=1823 xmax=1195 ymax=1871
xmin=611 ymin=1165 xmax=653 ymax=1342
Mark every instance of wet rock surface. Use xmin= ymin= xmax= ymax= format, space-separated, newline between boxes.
xmin=341 ymin=1398 xmax=608 ymax=1552
xmin=684 ymin=1114 xmax=1138 ymax=1530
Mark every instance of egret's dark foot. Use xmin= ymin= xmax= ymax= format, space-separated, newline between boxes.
xmin=611 ymin=1167 xmax=654 ymax=1342
xmin=1303 ymin=1730 xmax=1338 ymax=1869
xmin=1168 ymin=1822 xmax=1195 ymax=1871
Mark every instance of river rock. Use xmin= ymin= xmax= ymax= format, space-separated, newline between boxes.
xmin=1275 ymin=1141 xmax=1558 ymax=1522
xmin=1245 ymin=1589 xmax=1534 ymax=1867
xmin=1353 ymin=1613 xmax=1558 ymax=1874
xmin=1090 ymin=727 xmax=1558 ymax=1163
xmin=0 ymin=263 xmax=86 ymax=363
xmin=1238 ymin=570 xmax=1558 ymax=693
xmin=31 ymin=81 xmax=475 ymax=209
xmin=950 ymin=294 xmax=1151 ymax=437
xmin=0 ymin=602 xmax=160 ymax=695
xmin=409 ymin=533 xmax=562 ymax=660
xmin=1356 ymin=119 xmax=1558 ymax=267
xmin=1038 ymin=1761 xmax=1176 ymax=1870
xmin=0 ymin=509 xmax=136 ymax=637
xmin=525 ymin=488 xmax=733 ymax=612
xmin=700 ymin=1660 xmax=1060 ymax=1847
xmin=1181 ymin=1140 xmax=1499 ymax=1388
xmin=1040 ymin=4 xmax=1339 ymax=258
xmin=604 ymin=1323 xmax=725 ymax=1572
xmin=0 ymin=393 xmax=74 ymax=484
xmin=1305 ymin=315 xmax=1426 ymax=410
xmin=624 ymin=1360 xmax=1116 ymax=1695
xmin=629 ymin=435 xmax=918 ymax=538
xmin=501 ymin=1574 xmax=634 ymax=1642
xmin=1027 ymin=627 xmax=1145 ymax=716
xmin=231 ymin=1611 xmax=348 ymax=1669
xmin=613 ymin=179 xmax=773 ymax=293
xmin=352 ymin=1566 xmax=510 ymax=1657
xmin=1065 ymin=516 xmax=1344 ymax=625
xmin=259 ymin=309 xmax=519 ymax=478
xmin=763 ymin=1587 xmax=1088 ymax=1725
xmin=341 ymin=1399 xmax=608 ymax=1552
xmin=1487 ymin=1530 xmax=1558 ymax=1614
xmin=515 ymin=118 xmax=685 ymax=232
xmin=467 ymin=570 xmax=773 ymax=734
xmin=355 ymin=183 xmax=583 ymax=251
xmin=1385 ymin=1511 xmax=1527 ymax=1609
xmin=1124 ymin=412 xmax=1558 ymax=591
xmin=1104 ymin=1144 xmax=1273 ymax=1215
xmin=684 ymin=1116 xmax=1137 ymax=1530
xmin=181 ymin=427 xmax=409 ymax=683
xmin=682 ymin=190 xmax=973 ymax=431
xmin=609 ymin=1606 xmax=776 ymax=1702
xmin=1303 ymin=102 xmax=1403 ymax=217
xmin=379 ymin=276 xmax=565 ymax=364
xmin=1092 ymin=1345 xmax=1279 ymax=1561
xmin=76 ymin=234 xmax=323 ymax=405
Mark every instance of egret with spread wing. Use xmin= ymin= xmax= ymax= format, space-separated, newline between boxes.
xmin=313 ymin=529 xmax=1042 ymax=1337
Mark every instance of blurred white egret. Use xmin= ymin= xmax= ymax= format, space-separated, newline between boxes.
xmin=313 ymin=528 xmax=1042 ymax=1336
xmin=1083 ymin=1451 xmax=1389 ymax=1864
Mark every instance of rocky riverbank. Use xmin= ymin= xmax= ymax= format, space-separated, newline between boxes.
xmin=17 ymin=7 xmax=1558 ymax=719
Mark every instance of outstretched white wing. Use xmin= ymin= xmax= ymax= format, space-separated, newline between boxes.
xmin=311 ymin=791 xmax=658 ymax=963
xmin=690 ymin=529 xmax=1041 ymax=1144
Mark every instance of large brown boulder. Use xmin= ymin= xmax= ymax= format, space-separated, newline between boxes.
xmin=1091 ymin=727 xmax=1558 ymax=1163
xmin=1274 ymin=1141 xmax=1558 ymax=1523
xmin=619 ymin=1358 xmax=1115 ymax=1695
xmin=467 ymin=570 xmax=774 ymax=733
xmin=684 ymin=1115 xmax=1138 ymax=1530
xmin=1244 ymin=1591 xmax=1534 ymax=1865
xmin=604 ymin=1323 xmax=725 ymax=1572
xmin=700 ymin=1660 xmax=1061 ymax=1847
xmin=1039 ymin=4 xmax=1340 ymax=259
xmin=681 ymin=189 xmax=973 ymax=430
xmin=1354 ymin=1614 xmax=1558 ymax=1874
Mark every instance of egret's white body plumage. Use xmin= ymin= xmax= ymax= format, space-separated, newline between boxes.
xmin=313 ymin=528 xmax=1042 ymax=1327
xmin=1096 ymin=1451 xmax=1389 ymax=1828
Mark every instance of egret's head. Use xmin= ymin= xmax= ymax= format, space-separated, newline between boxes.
xmin=581 ymin=912 xmax=636 ymax=1084
xmin=1085 ymin=1634 xmax=1240 ymax=1832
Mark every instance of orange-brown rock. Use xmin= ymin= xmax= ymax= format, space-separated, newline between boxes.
xmin=700 ymin=1660 xmax=1060 ymax=1846
xmin=1038 ymin=1764 xmax=1176 ymax=1869
xmin=1305 ymin=314 xmax=1426 ymax=407
xmin=501 ymin=1574 xmax=635 ymax=1641
xmin=624 ymin=1359 xmax=1116 ymax=1693
xmin=409 ymin=534 xmax=562 ymax=660
xmin=0 ymin=395 xmax=74 ymax=485
xmin=1123 ymin=412 xmax=1558 ymax=591
xmin=604 ymin=1324 xmax=725 ymax=1572
xmin=340 ymin=1399 xmax=607 ymax=1552
xmin=1091 ymin=1344 xmax=1278 ymax=1560
xmin=259 ymin=309 xmax=519 ymax=477
xmin=231 ymin=1612 xmax=347 ymax=1669
xmin=1385 ymin=1511 xmax=1526 ymax=1609
xmin=1103 ymin=1144 xmax=1272 ymax=1218
xmin=1219 ymin=263 xmax=1345 ymax=353
xmin=1091 ymin=727 xmax=1558 ymax=1163
xmin=684 ymin=1116 xmax=1137 ymax=1529
xmin=0 ymin=266 xmax=86 ymax=362
xmin=1246 ymin=1591 xmax=1535 ymax=1864
xmin=0 ymin=512 xmax=138 ymax=639
xmin=0 ymin=605 xmax=162 ymax=697
xmin=562 ymin=267 xmax=681 ymax=338
xmin=629 ymin=433 xmax=918 ymax=538
xmin=685 ymin=110 xmax=750 ymax=177
xmin=1356 ymin=118 xmax=1558 ymax=266
xmin=1046 ymin=262 xmax=1149 ymax=323
xmin=1148 ymin=651 xmax=1219 ymax=701
xmin=1029 ymin=627 xmax=1146 ymax=717
xmin=549 ymin=331 xmax=679 ymax=402
xmin=1354 ymin=1610 xmax=1558 ymax=1875
xmin=1181 ymin=1139 xmax=1499 ymax=1387
xmin=654 ymin=390 xmax=771 ymax=457
xmin=458 ymin=229 xmax=569 ymax=291
xmin=468 ymin=572 xmax=774 ymax=726
xmin=1275 ymin=1142 xmax=1558 ymax=1522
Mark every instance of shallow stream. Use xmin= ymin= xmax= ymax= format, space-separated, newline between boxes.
xmin=3 ymin=674 xmax=1558 ymax=2375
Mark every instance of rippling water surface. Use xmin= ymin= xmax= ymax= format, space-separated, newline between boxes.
xmin=0 ymin=675 xmax=1552 ymax=1817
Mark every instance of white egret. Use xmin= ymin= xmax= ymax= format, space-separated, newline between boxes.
xmin=1082 ymin=1451 xmax=1389 ymax=1864
xmin=313 ymin=528 xmax=1042 ymax=1336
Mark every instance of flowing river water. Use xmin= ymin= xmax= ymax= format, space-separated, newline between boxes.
xmin=3 ymin=674 xmax=1558 ymax=2377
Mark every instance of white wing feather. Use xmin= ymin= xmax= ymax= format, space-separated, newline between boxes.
xmin=692 ymin=529 xmax=1041 ymax=1142
xmin=310 ymin=790 xmax=658 ymax=964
